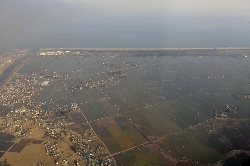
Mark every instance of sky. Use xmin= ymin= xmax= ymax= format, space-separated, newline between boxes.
xmin=0 ymin=0 xmax=250 ymax=49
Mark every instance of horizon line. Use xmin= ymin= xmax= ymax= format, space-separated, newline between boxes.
xmin=38 ymin=47 xmax=250 ymax=51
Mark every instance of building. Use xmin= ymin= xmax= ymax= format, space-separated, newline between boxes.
xmin=41 ymin=81 xmax=49 ymax=86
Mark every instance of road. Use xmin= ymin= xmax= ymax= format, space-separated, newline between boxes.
xmin=68 ymin=90 xmax=117 ymax=166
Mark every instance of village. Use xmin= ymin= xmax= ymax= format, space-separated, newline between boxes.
xmin=0 ymin=63 xmax=115 ymax=165
xmin=0 ymin=48 xmax=250 ymax=166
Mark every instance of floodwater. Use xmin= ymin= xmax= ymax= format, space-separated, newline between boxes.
xmin=17 ymin=51 xmax=250 ymax=165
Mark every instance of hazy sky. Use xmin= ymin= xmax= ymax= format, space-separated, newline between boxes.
xmin=0 ymin=0 xmax=250 ymax=49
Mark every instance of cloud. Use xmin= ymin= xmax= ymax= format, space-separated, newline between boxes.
xmin=167 ymin=0 xmax=250 ymax=16
xmin=0 ymin=0 xmax=249 ymax=49
xmin=64 ymin=0 xmax=168 ymax=14
xmin=71 ymin=0 xmax=250 ymax=16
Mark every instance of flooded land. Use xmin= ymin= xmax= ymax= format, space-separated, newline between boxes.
xmin=0 ymin=48 xmax=250 ymax=166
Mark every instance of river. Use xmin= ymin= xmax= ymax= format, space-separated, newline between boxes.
xmin=0 ymin=56 xmax=27 ymax=83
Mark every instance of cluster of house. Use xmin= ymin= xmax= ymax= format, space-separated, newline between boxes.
xmin=100 ymin=61 xmax=137 ymax=77
xmin=67 ymin=77 xmax=118 ymax=91
xmin=42 ymin=127 xmax=113 ymax=165
xmin=2 ymin=104 xmax=43 ymax=137
xmin=98 ymin=61 xmax=137 ymax=68
xmin=70 ymin=131 xmax=113 ymax=166
xmin=0 ymin=55 xmax=116 ymax=165
xmin=0 ymin=76 xmax=39 ymax=106
xmin=0 ymin=71 xmax=69 ymax=106
xmin=44 ymin=141 xmax=60 ymax=157
xmin=67 ymin=60 xmax=138 ymax=93
xmin=1 ymin=97 xmax=113 ymax=165
xmin=242 ymin=94 xmax=250 ymax=100
xmin=212 ymin=104 xmax=237 ymax=118
xmin=0 ymin=50 xmax=26 ymax=75
xmin=38 ymin=50 xmax=84 ymax=56
xmin=104 ymin=61 xmax=137 ymax=80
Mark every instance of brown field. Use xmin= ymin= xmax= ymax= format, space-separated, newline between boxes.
xmin=139 ymin=143 xmax=172 ymax=166
xmin=114 ymin=116 xmax=148 ymax=145
xmin=114 ymin=148 xmax=152 ymax=166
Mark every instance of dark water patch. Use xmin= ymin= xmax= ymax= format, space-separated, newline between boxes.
xmin=0 ymin=105 xmax=8 ymax=116
xmin=70 ymin=91 xmax=93 ymax=104
xmin=31 ymin=140 xmax=43 ymax=144
xmin=0 ymin=108 xmax=11 ymax=117
xmin=154 ymin=100 xmax=199 ymax=129
xmin=91 ymin=124 xmax=112 ymax=138
xmin=0 ymin=142 xmax=14 ymax=151
xmin=158 ymin=139 xmax=183 ymax=158
xmin=0 ymin=161 xmax=11 ymax=166
xmin=151 ymin=88 xmax=174 ymax=101
xmin=18 ymin=56 xmax=51 ymax=73
xmin=137 ymin=91 xmax=163 ymax=105
xmin=226 ymin=120 xmax=234 ymax=126
xmin=101 ymin=136 xmax=122 ymax=154
xmin=8 ymin=139 xmax=31 ymax=152
xmin=238 ymin=101 xmax=250 ymax=115
xmin=35 ymin=80 xmax=68 ymax=102
xmin=179 ymin=95 xmax=213 ymax=116
xmin=187 ymin=125 xmax=210 ymax=147
xmin=223 ymin=152 xmax=250 ymax=166
xmin=80 ymin=102 xmax=109 ymax=121
xmin=125 ymin=111 xmax=158 ymax=136
xmin=113 ymin=152 xmax=130 ymax=165
xmin=0 ymin=127 xmax=5 ymax=131
xmin=222 ymin=127 xmax=249 ymax=150
xmin=221 ymin=127 xmax=237 ymax=138
xmin=101 ymin=101 xmax=120 ymax=116
xmin=70 ymin=112 xmax=87 ymax=124
xmin=230 ymin=136 xmax=250 ymax=150
xmin=237 ymin=122 xmax=250 ymax=142
xmin=0 ymin=132 xmax=15 ymax=142
xmin=208 ymin=133 xmax=230 ymax=154
xmin=0 ymin=152 xmax=5 ymax=158
xmin=107 ymin=97 xmax=130 ymax=113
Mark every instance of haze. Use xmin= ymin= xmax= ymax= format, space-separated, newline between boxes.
xmin=0 ymin=0 xmax=250 ymax=49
